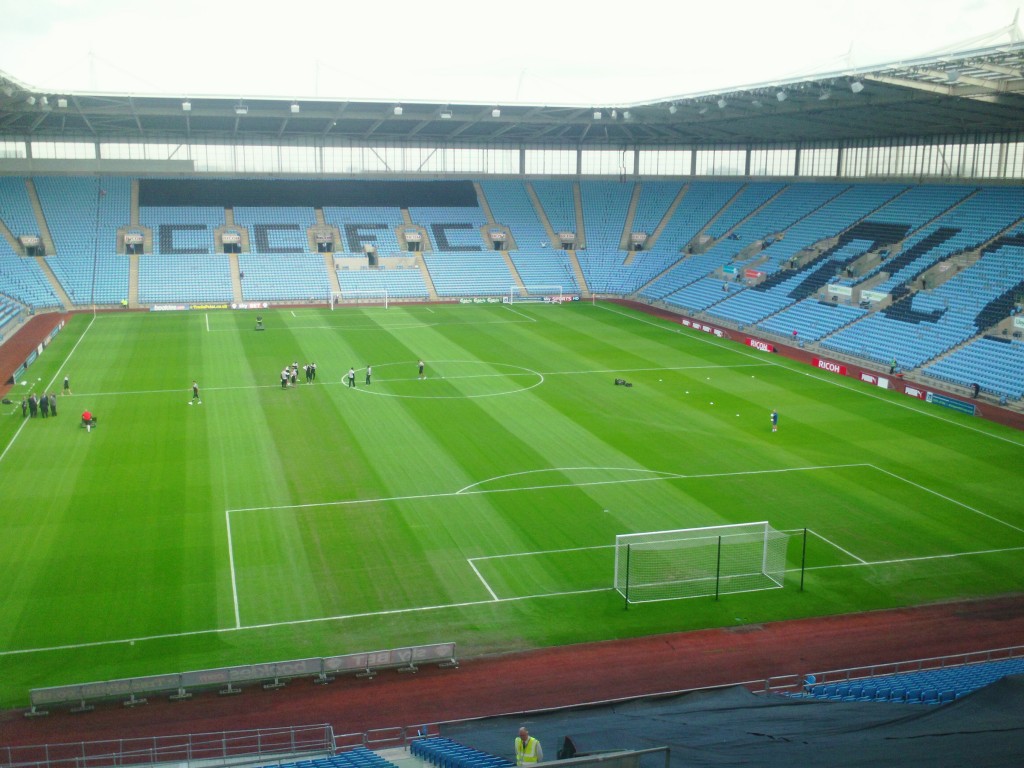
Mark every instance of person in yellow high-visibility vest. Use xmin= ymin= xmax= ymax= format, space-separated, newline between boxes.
xmin=515 ymin=727 xmax=543 ymax=765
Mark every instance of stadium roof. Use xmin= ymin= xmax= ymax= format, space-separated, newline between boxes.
xmin=2 ymin=42 xmax=1024 ymax=148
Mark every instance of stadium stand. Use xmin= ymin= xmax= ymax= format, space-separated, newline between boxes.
xmin=238 ymin=253 xmax=332 ymax=302
xmin=137 ymin=254 xmax=233 ymax=304
xmin=336 ymin=266 xmax=429 ymax=300
xmin=33 ymin=176 xmax=131 ymax=305
xmin=323 ymin=206 xmax=405 ymax=256
xmin=797 ymin=655 xmax=1024 ymax=704
xmin=412 ymin=737 xmax=513 ymax=768
xmin=140 ymin=206 xmax=225 ymax=254
xmin=4 ymin=176 xmax=1024 ymax=404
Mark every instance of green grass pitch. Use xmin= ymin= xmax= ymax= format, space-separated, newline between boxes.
xmin=0 ymin=301 xmax=1021 ymax=707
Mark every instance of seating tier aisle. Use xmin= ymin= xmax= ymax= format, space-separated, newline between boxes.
xmin=479 ymin=180 xmax=549 ymax=249
xmin=531 ymin=180 xmax=576 ymax=233
xmin=34 ymin=176 xmax=131 ymax=305
xmin=507 ymin=250 xmax=578 ymax=293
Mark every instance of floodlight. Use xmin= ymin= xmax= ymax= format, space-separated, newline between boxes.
xmin=776 ymin=90 xmax=787 ymax=102
xmin=668 ymin=104 xmax=678 ymax=114
xmin=850 ymin=80 xmax=864 ymax=93
xmin=181 ymin=101 xmax=191 ymax=112
xmin=57 ymin=97 xmax=68 ymax=108
xmin=39 ymin=96 xmax=48 ymax=106
xmin=235 ymin=104 xmax=248 ymax=115
xmin=622 ymin=110 xmax=631 ymax=119
xmin=393 ymin=105 xmax=403 ymax=115
xmin=818 ymin=90 xmax=831 ymax=101
xmin=440 ymin=108 xmax=452 ymax=119
xmin=593 ymin=110 xmax=602 ymax=120
xmin=1 ymin=85 xmax=13 ymax=97
xmin=290 ymin=103 xmax=300 ymax=114
xmin=491 ymin=108 xmax=501 ymax=117
xmin=698 ymin=105 xmax=709 ymax=115
xmin=717 ymin=98 xmax=727 ymax=109
xmin=751 ymin=99 xmax=763 ymax=108
xmin=25 ymin=96 xmax=35 ymax=105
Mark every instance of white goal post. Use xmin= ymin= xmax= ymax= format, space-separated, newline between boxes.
xmin=613 ymin=521 xmax=796 ymax=605
xmin=507 ymin=285 xmax=565 ymax=303
xmin=331 ymin=289 xmax=388 ymax=309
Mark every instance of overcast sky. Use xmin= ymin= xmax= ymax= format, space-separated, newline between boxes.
xmin=0 ymin=0 xmax=1020 ymax=105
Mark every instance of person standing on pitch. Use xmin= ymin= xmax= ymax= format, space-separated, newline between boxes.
xmin=347 ymin=367 xmax=356 ymax=388
xmin=515 ymin=727 xmax=542 ymax=766
xmin=770 ymin=408 xmax=779 ymax=433
xmin=191 ymin=380 xmax=202 ymax=405
xmin=365 ymin=364 xmax=372 ymax=385
xmin=63 ymin=375 xmax=72 ymax=396
xmin=418 ymin=359 xmax=425 ymax=379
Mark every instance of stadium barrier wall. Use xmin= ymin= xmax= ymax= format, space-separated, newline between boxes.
xmin=26 ymin=642 xmax=457 ymax=715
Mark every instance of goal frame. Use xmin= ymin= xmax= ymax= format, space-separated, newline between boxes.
xmin=331 ymin=289 xmax=388 ymax=309
xmin=613 ymin=522 xmax=802 ymax=607
xmin=507 ymin=285 xmax=565 ymax=303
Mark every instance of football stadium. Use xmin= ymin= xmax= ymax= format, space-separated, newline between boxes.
xmin=1 ymin=7 xmax=1024 ymax=767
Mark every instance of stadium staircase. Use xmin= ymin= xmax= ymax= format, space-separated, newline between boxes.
xmin=618 ymin=182 xmax=642 ymax=255
xmin=34 ymin=256 xmax=71 ymax=309
xmin=413 ymin=253 xmax=440 ymax=301
xmin=229 ymin=253 xmax=243 ymax=302
xmin=128 ymin=254 xmax=139 ymax=307
xmin=473 ymin=181 xmax=497 ymax=225
xmin=572 ymin=181 xmax=586 ymax=249
xmin=325 ymin=251 xmax=343 ymax=295
xmin=499 ymin=249 xmax=527 ymax=295
xmin=643 ymin=182 xmax=690 ymax=251
xmin=686 ymin=183 xmax=747 ymax=254
xmin=25 ymin=179 xmax=57 ymax=258
xmin=565 ymin=250 xmax=590 ymax=296
xmin=0 ymin=213 xmax=21 ymax=255
xmin=524 ymin=183 xmax=561 ymax=250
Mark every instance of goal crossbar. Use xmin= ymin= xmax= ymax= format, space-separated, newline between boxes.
xmin=614 ymin=521 xmax=792 ymax=605
xmin=507 ymin=285 xmax=564 ymax=303
xmin=331 ymin=289 xmax=388 ymax=309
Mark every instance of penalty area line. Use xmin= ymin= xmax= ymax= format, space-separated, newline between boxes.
xmin=467 ymin=558 xmax=499 ymax=601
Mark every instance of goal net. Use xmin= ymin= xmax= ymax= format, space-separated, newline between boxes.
xmin=614 ymin=521 xmax=790 ymax=604
xmin=330 ymin=289 xmax=388 ymax=309
xmin=506 ymin=285 xmax=566 ymax=304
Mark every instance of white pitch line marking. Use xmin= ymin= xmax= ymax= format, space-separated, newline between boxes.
xmin=868 ymin=464 xmax=1024 ymax=534
xmin=225 ymin=509 xmax=242 ymax=628
xmin=467 ymin=559 xmax=499 ymax=601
